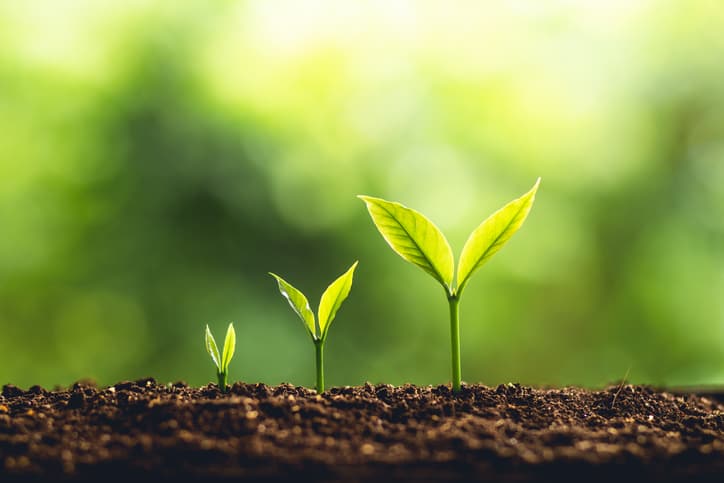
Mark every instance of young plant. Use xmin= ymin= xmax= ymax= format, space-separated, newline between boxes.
xmin=359 ymin=178 xmax=540 ymax=392
xmin=270 ymin=262 xmax=358 ymax=393
xmin=205 ymin=322 xmax=236 ymax=393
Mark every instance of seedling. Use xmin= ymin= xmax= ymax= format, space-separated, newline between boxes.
xmin=359 ymin=179 xmax=540 ymax=392
xmin=205 ymin=323 xmax=236 ymax=393
xmin=270 ymin=262 xmax=358 ymax=393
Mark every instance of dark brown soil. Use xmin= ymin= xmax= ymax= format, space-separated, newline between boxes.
xmin=1 ymin=380 xmax=722 ymax=482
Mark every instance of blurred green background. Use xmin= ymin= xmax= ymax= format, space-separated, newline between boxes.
xmin=1 ymin=0 xmax=723 ymax=389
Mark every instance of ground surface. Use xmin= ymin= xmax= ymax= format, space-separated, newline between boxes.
xmin=0 ymin=380 xmax=722 ymax=482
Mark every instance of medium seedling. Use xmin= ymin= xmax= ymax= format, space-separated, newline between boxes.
xmin=270 ymin=262 xmax=358 ymax=393
xmin=205 ymin=322 xmax=236 ymax=393
xmin=359 ymin=179 xmax=540 ymax=392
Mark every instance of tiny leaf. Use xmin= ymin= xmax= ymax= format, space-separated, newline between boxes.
xmin=318 ymin=261 xmax=358 ymax=339
xmin=205 ymin=325 xmax=221 ymax=370
xmin=221 ymin=322 xmax=236 ymax=372
xmin=457 ymin=178 xmax=540 ymax=293
xmin=270 ymin=272 xmax=318 ymax=339
xmin=358 ymin=196 xmax=454 ymax=291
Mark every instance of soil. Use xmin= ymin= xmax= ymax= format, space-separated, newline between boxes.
xmin=0 ymin=380 xmax=722 ymax=482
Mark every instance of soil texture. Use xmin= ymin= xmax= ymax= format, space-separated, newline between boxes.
xmin=0 ymin=380 xmax=722 ymax=482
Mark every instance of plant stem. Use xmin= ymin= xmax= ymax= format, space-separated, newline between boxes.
xmin=315 ymin=340 xmax=325 ymax=393
xmin=448 ymin=295 xmax=461 ymax=392
xmin=217 ymin=371 xmax=228 ymax=393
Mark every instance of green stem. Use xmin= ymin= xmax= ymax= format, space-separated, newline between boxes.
xmin=315 ymin=340 xmax=325 ymax=393
xmin=217 ymin=371 xmax=228 ymax=393
xmin=448 ymin=295 xmax=461 ymax=392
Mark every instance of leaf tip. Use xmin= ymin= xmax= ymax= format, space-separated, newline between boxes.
xmin=357 ymin=194 xmax=387 ymax=206
xmin=357 ymin=194 xmax=373 ymax=205
xmin=525 ymin=177 xmax=541 ymax=203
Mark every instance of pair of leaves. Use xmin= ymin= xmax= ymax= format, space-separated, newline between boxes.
xmin=205 ymin=323 xmax=236 ymax=374
xmin=359 ymin=178 xmax=540 ymax=296
xmin=270 ymin=262 xmax=358 ymax=342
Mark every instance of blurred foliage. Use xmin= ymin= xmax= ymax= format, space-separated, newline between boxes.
xmin=1 ymin=0 xmax=723 ymax=389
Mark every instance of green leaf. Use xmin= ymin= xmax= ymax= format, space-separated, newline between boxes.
xmin=457 ymin=178 xmax=540 ymax=293
xmin=318 ymin=261 xmax=358 ymax=339
xmin=221 ymin=322 xmax=236 ymax=372
xmin=269 ymin=272 xmax=318 ymax=339
xmin=358 ymin=196 xmax=454 ymax=291
xmin=205 ymin=324 xmax=220 ymax=370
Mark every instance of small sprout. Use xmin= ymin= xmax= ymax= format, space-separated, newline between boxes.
xmin=270 ymin=262 xmax=358 ymax=393
xmin=205 ymin=322 xmax=236 ymax=393
xmin=359 ymin=179 xmax=540 ymax=392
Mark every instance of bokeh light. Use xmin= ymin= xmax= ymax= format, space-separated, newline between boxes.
xmin=1 ymin=0 xmax=723 ymax=388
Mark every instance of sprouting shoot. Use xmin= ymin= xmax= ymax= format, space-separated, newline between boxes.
xmin=270 ymin=262 xmax=358 ymax=393
xmin=205 ymin=322 xmax=236 ymax=393
xmin=359 ymin=179 xmax=539 ymax=392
